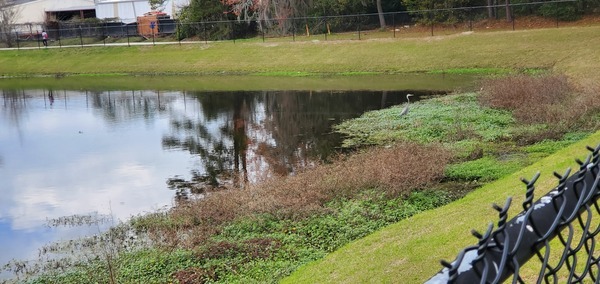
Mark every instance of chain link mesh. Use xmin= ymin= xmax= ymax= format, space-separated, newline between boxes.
xmin=427 ymin=144 xmax=600 ymax=284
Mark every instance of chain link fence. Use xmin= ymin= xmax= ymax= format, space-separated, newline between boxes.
xmin=427 ymin=143 xmax=600 ymax=283
xmin=0 ymin=0 xmax=590 ymax=49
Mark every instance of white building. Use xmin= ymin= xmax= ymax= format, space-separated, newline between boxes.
xmin=95 ymin=0 xmax=189 ymax=23
xmin=9 ymin=0 xmax=95 ymax=33
xmin=11 ymin=0 xmax=190 ymax=26
xmin=12 ymin=0 xmax=96 ymax=24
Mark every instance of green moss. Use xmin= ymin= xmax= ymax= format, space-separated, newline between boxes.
xmin=0 ymin=73 xmax=474 ymax=92
xmin=337 ymin=71 xmax=382 ymax=76
xmin=253 ymin=71 xmax=315 ymax=77
xmin=427 ymin=68 xmax=510 ymax=75
xmin=445 ymin=156 xmax=526 ymax=182
xmin=335 ymin=93 xmax=514 ymax=147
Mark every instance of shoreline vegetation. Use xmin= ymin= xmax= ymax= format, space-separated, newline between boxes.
xmin=2 ymin=24 xmax=600 ymax=283
xmin=0 ymin=73 xmax=477 ymax=92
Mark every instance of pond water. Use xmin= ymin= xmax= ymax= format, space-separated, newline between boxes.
xmin=0 ymin=75 xmax=472 ymax=278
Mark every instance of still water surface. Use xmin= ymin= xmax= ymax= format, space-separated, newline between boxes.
xmin=0 ymin=86 xmax=444 ymax=274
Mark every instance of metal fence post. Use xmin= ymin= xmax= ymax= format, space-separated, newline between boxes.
xmin=292 ymin=17 xmax=296 ymax=42
xmin=126 ymin=24 xmax=130 ymax=47
xmin=152 ymin=26 xmax=156 ymax=46
xmin=37 ymin=30 xmax=41 ymax=49
xmin=262 ymin=21 xmax=265 ymax=43
xmin=357 ymin=16 xmax=361 ymax=40
xmin=555 ymin=1 xmax=559 ymax=28
xmin=512 ymin=15 xmax=515 ymax=31
xmin=57 ymin=22 xmax=62 ymax=48
xmin=304 ymin=18 xmax=308 ymax=37
xmin=15 ymin=32 xmax=19 ymax=50
xmin=468 ymin=8 xmax=473 ymax=31
xmin=392 ymin=13 xmax=396 ymax=38
xmin=430 ymin=21 xmax=433 ymax=36
xmin=324 ymin=17 xmax=328 ymax=41
xmin=177 ymin=21 xmax=181 ymax=46
xmin=430 ymin=7 xmax=434 ymax=36
xmin=231 ymin=21 xmax=235 ymax=44
xmin=79 ymin=26 xmax=84 ymax=47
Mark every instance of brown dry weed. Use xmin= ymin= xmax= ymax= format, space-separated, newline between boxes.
xmin=479 ymin=74 xmax=600 ymax=143
xmin=145 ymin=143 xmax=451 ymax=249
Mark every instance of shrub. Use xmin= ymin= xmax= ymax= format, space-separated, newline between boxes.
xmin=445 ymin=156 xmax=525 ymax=182
xmin=136 ymin=143 xmax=451 ymax=251
xmin=538 ymin=2 xmax=581 ymax=21
xmin=480 ymin=74 xmax=572 ymax=124
xmin=479 ymin=74 xmax=600 ymax=143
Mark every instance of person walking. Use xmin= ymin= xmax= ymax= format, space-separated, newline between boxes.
xmin=42 ymin=31 xmax=48 ymax=47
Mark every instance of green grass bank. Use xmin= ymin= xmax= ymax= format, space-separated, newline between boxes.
xmin=282 ymin=130 xmax=600 ymax=283
xmin=0 ymin=25 xmax=599 ymax=83
xmin=0 ymin=73 xmax=475 ymax=92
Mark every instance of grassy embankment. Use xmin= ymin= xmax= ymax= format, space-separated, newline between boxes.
xmin=0 ymin=25 xmax=598 ymax=82
xmin=283 ymin=76 xmax=600 ymax=283
xmin=283 ymin=131 xmax=600 ymax=283
xmin=281 ymin=27 xmax=600 ymax=282
xmin=2 ymin=25 xmax=600 ymax=283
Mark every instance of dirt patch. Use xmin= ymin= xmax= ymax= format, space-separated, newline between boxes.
xmin=388 ymin=15 xmax=600 ymax=37
xmin=473 ymin=15 xmax=600 ymax=30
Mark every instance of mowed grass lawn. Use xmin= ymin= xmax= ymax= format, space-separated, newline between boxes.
xmin=0 ymin=25 xmax=599 ymax=83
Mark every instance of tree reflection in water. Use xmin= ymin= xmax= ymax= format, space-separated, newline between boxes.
xmin=162 ymin=90 xmax=439 ymax=201
xmin=0 ymin=88 xmax=439 ymax=202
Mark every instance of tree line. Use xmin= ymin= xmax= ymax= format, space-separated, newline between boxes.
xmin=1 ymin=0 xmax=599 ymax=46
xmin=176 ymin=0 xmax=600 ymax=38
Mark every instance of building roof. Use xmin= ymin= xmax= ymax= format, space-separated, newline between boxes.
xmin=47 ymin=5 xmax=95 ymax=12
xmin=12 ymin=0 xmax=95 ymax=23
xmin=9 ymin=0 xmax=37 ymax=5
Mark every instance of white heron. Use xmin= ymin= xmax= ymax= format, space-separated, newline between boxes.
xmin=399 ymin=94 xmax=414 ymax=116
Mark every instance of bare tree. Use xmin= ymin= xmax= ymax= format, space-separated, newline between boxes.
xmin=224 ymin=0 xmax=310 ymax=34
xmin=148 ymin=0 xmax=167 ymax=11
xmin=487 ymin=0 xmax=494 ymax=19
xmin=376 ymin=0 xmax=385 ymax=29
xmin=0 ymin=0 xmax=20 ymax=47
xmin=505 ymin=0 xmax=512 ymax=21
